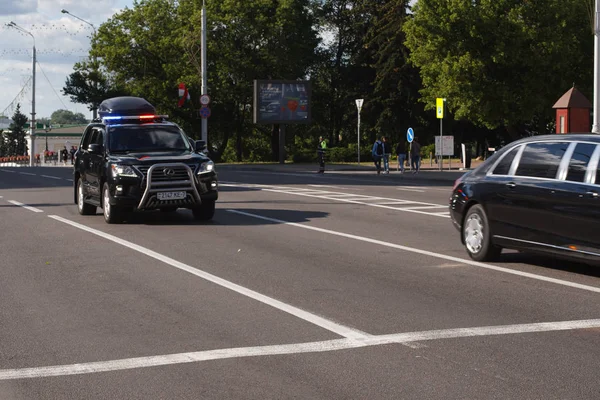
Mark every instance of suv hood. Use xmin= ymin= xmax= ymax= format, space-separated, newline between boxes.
xmin=108 ymin=151 xmax=209 ymax=165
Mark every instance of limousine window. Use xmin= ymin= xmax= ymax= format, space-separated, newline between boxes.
xmin=515 ymin=142 xmax=569 ymax=179
xmin=566 ymin=143 xmax=596 ymax=183
xmin=491 ymin=146 xmax=519 ymax=175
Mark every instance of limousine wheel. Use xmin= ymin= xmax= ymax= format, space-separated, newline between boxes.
xmin=463 ymin=205 xmax=501 ymax=261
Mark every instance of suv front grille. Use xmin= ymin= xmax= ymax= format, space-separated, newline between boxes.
xmin=135 ymin=163 xmax=202 ymax=210
xmin=136 ymin=164 xmax=197 ymax=181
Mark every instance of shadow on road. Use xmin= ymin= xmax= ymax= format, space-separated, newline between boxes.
xmin=498 ymin=252 xmax=600 ymax=279
xmin=115 ymin=208 xmax=328 ymax=226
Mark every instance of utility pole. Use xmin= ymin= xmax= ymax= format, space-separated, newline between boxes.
xmin=62 ymin=9 xmax=98 ymax=120
xmin=593 ymin=0 xmax=600 ymax=133
xmin=201 ymin=0 xmax=208 ymax=143
xmin=7 ymin=22 xmax=36 ymax=166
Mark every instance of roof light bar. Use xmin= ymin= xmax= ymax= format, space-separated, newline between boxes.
xmin=101 ymin=114 xmax=169 ymax=122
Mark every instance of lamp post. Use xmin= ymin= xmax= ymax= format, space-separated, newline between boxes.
xmin=61 ymin=9 xmax=98 ymax=121
xmin=7 ymin=22 xmax=36 ymax=166
xmin=593 ymin=0 xmax=600 ymax=133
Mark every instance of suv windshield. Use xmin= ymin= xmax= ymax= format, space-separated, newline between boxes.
xmin=108 ymin=125 xmax=192 ymax=153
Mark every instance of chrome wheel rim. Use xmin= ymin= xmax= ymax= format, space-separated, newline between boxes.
xmin=103 ymin=187 xmax=111 ymax=220
xmin=78 ymin=182 xmax=84 ymax=211
xmin=464 ymin=213 xmax=484 ymax=254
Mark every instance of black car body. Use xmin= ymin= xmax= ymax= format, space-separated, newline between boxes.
xmin=73 ymin=97 xmax=218 ymax=224
xmin=450 ymin=134 xmax=600 ymax=265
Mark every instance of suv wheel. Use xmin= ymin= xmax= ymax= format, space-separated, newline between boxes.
xmin=192 ymin=200 xmax=215 ymax=221
xmin=77 ymin=178 xmax=97 ymax=215
xmin=103 ymin=183 xmax=124 ymax=224
xmin=463 ymin=204 xmax=501 ymax=261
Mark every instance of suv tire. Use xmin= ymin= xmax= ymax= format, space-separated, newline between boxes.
xmin=77 ymin=178 xmax=97 ymax=215
xmin=103 ymin=183 xmax=125 ymax=224
xmin=192 ymin=200 xmax=215 ymax=221
xmin=462 ymin=204 xmax=501 ymax=261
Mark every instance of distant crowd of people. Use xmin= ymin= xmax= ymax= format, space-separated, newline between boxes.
xmin=43 ymin=146 xmax=77 ymax=166
xmin=371 ymin=136 xmax=421 ymax=175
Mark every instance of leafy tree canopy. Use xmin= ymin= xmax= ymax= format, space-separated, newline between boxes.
xmin=50 ymin=109 xmax=88 ymax=125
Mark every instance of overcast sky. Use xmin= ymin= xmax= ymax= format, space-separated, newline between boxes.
xmin=0 ymin=0 xmax=134 ymax=121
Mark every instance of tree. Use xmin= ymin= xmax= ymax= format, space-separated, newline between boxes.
xmin=62 ymin=59 xmax=126 ymax=113
xmin=404 ymin=0 xmax=593 ymax=139
xmin=7 ymin=104 xmax=27 ymax=156
xmin=50 ymin=110 xmax=88 ymax=125
xmin=88 ymin=0 xmax=320 ymax=161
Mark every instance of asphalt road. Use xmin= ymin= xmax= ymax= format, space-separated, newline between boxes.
xmin=1 ymin=165 xmax=600 ymax=399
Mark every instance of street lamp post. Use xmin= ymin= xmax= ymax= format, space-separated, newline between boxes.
xmin=7 ymin=22 xmax=36 ymax=167
xmin=61 ymin=9 xmax=98 ymax=121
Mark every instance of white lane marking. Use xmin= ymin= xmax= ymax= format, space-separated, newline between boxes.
xmin=221 ymin=182 xmax=451 ymax=219
xmin=0 ymin=169 xmax=15 ymax=173
xmin=7 ymin=200 xmax=43 ymax=213
xmin=19 ymin=172 xmax=36 ymax=176
xmin=66 ymin=179 xmax=73 ymax=182
xmin=48 ymin=215 xmax=369 ymax=340
xmin=401 ymin=205 xmax=448 ymax=210
xmin=227 ymin=210 xmax=600 ymax=294
xmin=373 ymin=201 xmax=413 ymax=205
xmin=309 ymin=185 xmax=349 ymax=190
xmin=41 ymin=175 xmax=62 ymax=180
xmin=2 ymin=318 xmax=599 ymax=380
xmin=396 ymin=188 xmax=425 ymax=193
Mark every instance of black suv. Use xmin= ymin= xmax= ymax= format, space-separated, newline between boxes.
xmin=73 ymin=96 xmax=218 ymax=224
xmin=450 ymin=134 xmax=600 ymax=265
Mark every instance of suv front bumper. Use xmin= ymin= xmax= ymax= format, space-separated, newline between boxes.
xmin=107 ymin=163 xmax=218 ymax=210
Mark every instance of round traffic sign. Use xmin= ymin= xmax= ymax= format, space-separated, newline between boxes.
xmin=199 ymin=106 xmax=211 ymax=119
xmin=200 ymin=94 xmax=211 ymax=106
xmin=407 ymin=127 xmax=414 ymax=143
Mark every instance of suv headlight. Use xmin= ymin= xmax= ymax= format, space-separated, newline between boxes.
xmin=198 ymin=161 xmax=214 ymax=174
xmin=111 ymin=164 xmax=138 ymax=178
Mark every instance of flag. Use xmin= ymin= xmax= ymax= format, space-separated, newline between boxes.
xmin=178 ymin=83 xmax=191 ymax=107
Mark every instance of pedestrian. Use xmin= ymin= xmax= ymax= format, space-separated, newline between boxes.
xmin=410 ymin=136 xmax=421 ymax=174
xmin=61 ymin=146 xmax=68 ymax=166
xmin=396 ymin=140 xmax=406 ymax=173
xmin=317 ymin=136 xmax=327 ymax=173
xmin=70 ymin=146 xmax=76 ymax=165
xmin=372 ymin=136 xmax=384 ymax=175
xmin=382 ymin=136 xmax=391 ymax=174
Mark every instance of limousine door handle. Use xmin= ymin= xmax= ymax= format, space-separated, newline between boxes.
xmin=586 ymin=191 xmax=599 ymax=198
xmin=506 ymin=182 xmax=516 ymax=189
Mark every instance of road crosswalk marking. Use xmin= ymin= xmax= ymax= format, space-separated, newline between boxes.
xmin=221 ymin=182 xmax=450 ymax=218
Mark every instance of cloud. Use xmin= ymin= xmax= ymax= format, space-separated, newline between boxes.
xmin=0 ymin=0 xmax=133 ymax=119
xmin=0 ymin=0 xmax=38 ymax=16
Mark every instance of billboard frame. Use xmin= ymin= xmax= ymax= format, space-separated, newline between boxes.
xmin=253 ymin=80 xmax=312 ymax=125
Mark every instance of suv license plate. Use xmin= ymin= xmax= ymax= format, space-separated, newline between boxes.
xmin=157 ymin=191 xmax=186 ymax=200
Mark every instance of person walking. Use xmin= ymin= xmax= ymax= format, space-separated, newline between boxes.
xmin=372 ymin=136 xmax=384 ymax=175
xmin=317 ymin=136 xmax=327 ymax=173
xmin=396 ymin=140 xmax=406 ymax=173
xmin=410 ymin=136 xmax=421 ymax=174
xmin=382 ymin=137 xmax=392 ymax=174
xmin=61 ymin=146 xmax=69 ymax=166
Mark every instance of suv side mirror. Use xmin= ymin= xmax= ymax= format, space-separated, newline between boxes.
xmin=195 ymin=140 xmax=207 ymax=152
xmin=88 ymin=144 xmax=104 ymax=154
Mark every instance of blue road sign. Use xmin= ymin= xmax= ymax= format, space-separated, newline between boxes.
xmin=407 ymin=127 xmax=414 ymax=143
xmin=199 ymin=106 xmax=211 ymax=119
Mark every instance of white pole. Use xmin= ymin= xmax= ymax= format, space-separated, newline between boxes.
xmin=201 ymin=1 xmax=208 ymax=143
xmin=357 ymin=110 xmax=360 ymax=164
xmin=593 ymin=0 xmax=600 ymax=133
xmin=29 ymin=45 xmax=36 ymax=166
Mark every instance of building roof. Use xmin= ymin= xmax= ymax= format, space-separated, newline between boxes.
xmin=553 ymin=87 xmax=592 ymax=109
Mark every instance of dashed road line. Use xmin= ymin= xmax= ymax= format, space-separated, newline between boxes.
xmin=0 ymin=169 xmax=15 ymax=173
xmin=19 ymin=172 xmax=36 ymax=176
xmin=227 ymin=209 xmax=600 ymax=294
xmin=48 ymin=214 xmax=369 ymax=340
xmin=1 ymin=318 xmax=599 ymax=380
xmin=40 ymin=175 xmax=62 ymax=180
xmin=7 ymin=200 xmax=43 ymax=213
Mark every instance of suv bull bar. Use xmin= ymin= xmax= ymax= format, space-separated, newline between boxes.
xmin=137 ymin=163 xmax=202 ymax=210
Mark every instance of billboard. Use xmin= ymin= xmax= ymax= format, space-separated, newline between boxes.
xmin=253 ymin=80 xmax=311 ymax=124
